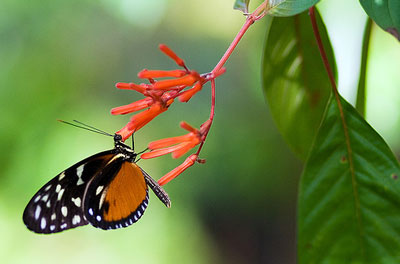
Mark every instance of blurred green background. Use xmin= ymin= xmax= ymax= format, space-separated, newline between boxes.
xmin=1 ymin=1 xmax=399 ymax=263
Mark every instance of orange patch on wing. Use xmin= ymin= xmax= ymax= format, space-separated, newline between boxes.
xmin=103 ymin=162 xmax=147 ymax=222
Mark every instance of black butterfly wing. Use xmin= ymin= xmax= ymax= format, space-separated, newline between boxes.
xmin=84 ymin=156 xmax=150 ymax=230
xmin=23 ymin=150 xmax=116 ymax=234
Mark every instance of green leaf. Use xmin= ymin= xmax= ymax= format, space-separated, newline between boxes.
xmin=262 ymin=10 xmax=335 ymax=160
xmin=359 ymin=0 xmax=400 ymax=41
xmin=267 ymin=0 xmax=320 ymax=17
xmin=298 ymin=95 xmax=400 ymax=263
xmin=233 ymin=0 xmax=250 ymax=13
xmin=355 ymin=19 xmax=373 ymax=117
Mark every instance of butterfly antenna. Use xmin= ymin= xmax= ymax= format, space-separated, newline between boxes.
xmin=58 ymin=120 xmax=113 ymax=137
xmin=72 ymin=120 xmax=113 ymax=136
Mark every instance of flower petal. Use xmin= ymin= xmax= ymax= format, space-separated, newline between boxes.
xmin=179 ymin=82 xmax=202 ymax=102
xmin=180 ymin=121 xmax=198 ymax=133
xmin=148 ymin=134 xmax=193 ymax=149
xmin=152 ymin=74 xmax=197 ymax=90
xmin=138 ymin=69 xmax=187 ymax=79
xmin=158 ymin=154 xmax=198 ymax=186
xmin=159 ymin=44 xmax=185 ymax=68
xmin=141 ymin=144 xmax=186 ymax=159
xmin=115 ymin=82 xmax=147 ymax=94
xmin=171 ymin=142 xmax=197 ymax=159
xmin=116 ymin=103 xmax=168 ymax=140
xmin=110 ymin=97 xmax=153 ymax=115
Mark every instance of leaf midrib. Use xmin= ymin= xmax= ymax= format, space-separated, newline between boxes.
xmin=336 ymin=96 xmax=365 ymax=257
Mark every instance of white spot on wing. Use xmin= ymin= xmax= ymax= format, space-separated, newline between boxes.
xmin=137 ymin=211 xmax=141 ymax=218
xmin=72 ymin=215 xmax=81 ymax=225
xmin=50 ymin=225 xmax=55 ymax=231
xmin=57 ymin=189 xmax=65 ymax=201
xmin=96 ymin=215 xmax=101 ymax=222
xmin=46 ymin=200 xmax=51 ymax=208
xmin=55 ymin=184 xmax=61 ymax=193
xmin=41 ymin=218 xmax=46 ymax=229
xmin=71 ymin=197 xmax=81 ymax=207
xmin=59 ymin=172 xmax=65 ymax=180
xmin=45 ymin=185 xmax=52 ymax=191
xmin=41 ymin=194 xmax=49 ymax=202
xmin=96 ymin=186 xmax=104 ymax=195
xmin=76 ymin=164 xmax=84 ymax=177
xmin=34 ymin=195 xmax=41 ymax=203
xmin=88 ymin=208 xmax=94 ymax=216
xmin=61 ymin=206 xmax=68 ymax=217
xmin=60 ymin=223 xmax=67 ymax=229
xmin=76 ymin=164 xmax=85 ymax=185
xmin=51 ymin=213 xmax=56 ymax=220
xmin=77 ymin=178 xmax=84 ymax=186
xmin=34 ymin=205 xmax=41 ymax=220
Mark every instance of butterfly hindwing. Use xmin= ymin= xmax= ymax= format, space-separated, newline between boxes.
xmin=84 ymin=156 xmax=149 ymax=230
xmin=23 ymin=150 xmax=116 ymax=234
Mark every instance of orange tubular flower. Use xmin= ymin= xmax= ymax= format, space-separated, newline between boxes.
xmin=141 ymin=121 xmax=203 ymax=160
xmin=152 ymin=72 xmax=199 ymax=90
xmin=116 ymin=101 xmax=171 ymax=141
xmin=115 ymin=82 xmax=147 ymax=93
xmin=159 ymin=44 xmax=186 ymax=68
xmin=138 ymin=69 xmax=187 ymax=79
xmin=110 ymin=97 xmax=154 ymax=115
xmin=179 ymin=82 xmax=203 ymax=102
xmin=158 ymin=154 xmax=198 ymax=186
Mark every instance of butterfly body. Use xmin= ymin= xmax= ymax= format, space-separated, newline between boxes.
xmin=23 ymin=134 xmax=170 ymax=234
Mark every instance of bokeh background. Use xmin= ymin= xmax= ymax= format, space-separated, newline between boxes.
xmin=1 ymin=0 xmax=399 ymax=263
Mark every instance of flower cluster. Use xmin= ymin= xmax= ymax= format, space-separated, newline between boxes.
xmin=111 ymin=45 xmax=207 ymax=141
xmin=141 ymin=121 xmax=210 ymax=160
xmin=112 ymin=45 xmax=223 ymax=185
xmin=140 ymin=121 xmax=211 ymax=185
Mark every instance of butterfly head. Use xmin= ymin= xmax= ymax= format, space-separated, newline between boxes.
xmin=113 ymin=134 xmax=137 ymax=162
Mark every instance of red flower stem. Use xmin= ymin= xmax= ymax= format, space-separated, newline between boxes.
xmin=210 ymin=79 xmax=215 ymax=122
xmin=195 ymin=79 xmax=216 ymax=156
xmin=195 ymin=1 xmax=267 ymax=157
xmin=211 ymin=0 xmax=267 ymax=75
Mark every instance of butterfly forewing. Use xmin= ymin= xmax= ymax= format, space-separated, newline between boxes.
xmin=84 ymin=156 xmax=149 ymax=230
xmin=23 ymin=151 xmax=115 ymax=233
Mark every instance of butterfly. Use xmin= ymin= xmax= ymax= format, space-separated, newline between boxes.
xmin=23 ymin=129 xmax=170 ymax=234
